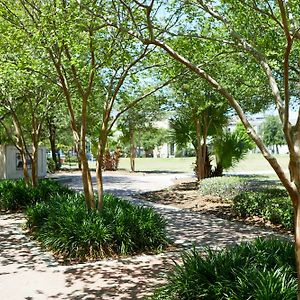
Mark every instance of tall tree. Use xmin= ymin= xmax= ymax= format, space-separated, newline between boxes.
xmin=0 ymin=0 xmax=175 ymax=210
xmin=261 ymin=115 xmax=286 ymax=154
xmin=111 ymin=0 xmax=300 ymax=292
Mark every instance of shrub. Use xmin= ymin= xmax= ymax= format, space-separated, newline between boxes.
xmin=26 ymin=193 xmax=168 ymax=261
xmin=47 ymin=157 xmax=56 ymax=173
xmin=198 ymin=176 xmax=250 ymax=201
xmin=0 ymin=179 xmax=33 ymax=211
xmin=232 ymin=188 xmax=293 ymax=230
xmin=149 ymin=237 xmax=296 ymax=300
xmin=0 ymin=178 xmax=73 ymax=212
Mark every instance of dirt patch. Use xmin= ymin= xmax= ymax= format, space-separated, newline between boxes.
xmin=138 ymin=179 xmax=291 ymax=235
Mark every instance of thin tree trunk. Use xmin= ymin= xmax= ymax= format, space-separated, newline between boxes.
xmin=47 ymin=118 xmax=59 ymax=170
xmin=20 ymin=149 xmax=30 ymax=186
xmin=195 ymin=118 xmax=205 ymax=180
xmin=31 ymin=143 xmax=38 ymax=188
xmin=95 ymin=133 xmax=107 ymax=212
xmin=129 ymin=126 xmax=136 ymax=172
xmin=79 ymin=148 xmax=95 ymax=210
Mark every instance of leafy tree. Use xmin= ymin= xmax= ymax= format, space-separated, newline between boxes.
xmin=260 ymin=115 xmax=286 ymax=154
xmin=0 ymin=0 xmax=175 ymax=210
xmin=118 ymin=94 xmax=167 ymax=171
xmin=111 ymin=0 xmax=300 ymax=291
xmin=0 ymin=62 xmax=56 ymax=186
xmin=169 ymin=77 xmax=229 ymax=180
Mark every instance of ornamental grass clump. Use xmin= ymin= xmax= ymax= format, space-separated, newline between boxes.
xmin=149 ymin=237 xmax=296 ymax=300
xmin=0 ymin=178 xmax=74 ymax=212
xmin=26 ymin=193 xmax=168 ymax=261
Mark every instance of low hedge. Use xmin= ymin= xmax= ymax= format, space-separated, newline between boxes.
xmin=149 ymin=237 xmax=296 ymax=300
xmin=232 ymin=188 xmax=293 ymax=230
xmin=198 ymin=176 xmax=250 ymax=201
xmin=26 ymin=193 xmax=169 ymax=261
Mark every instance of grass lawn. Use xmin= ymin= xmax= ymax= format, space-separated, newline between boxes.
xmin=117 ymin=153 xmax=289 ymax=175
xmin=118 ymin=157 xmax=196 ymax=173
xmin=62 ymin=153 xmax=289 ymax=175
xmin=228 ymin=153 xmax=289 ymax=174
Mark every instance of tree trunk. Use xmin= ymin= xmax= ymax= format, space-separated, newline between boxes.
xmin=79 ymin=148 xmax=95 ymax=210
xmin=20 ymin=149 xmax=30 ymax=186
xmin=96 ymin=136 xmax=106 ymax=212
xmin=47 ymin=117 xmax=59 ymax=170
xmin=129 ymin=126 xmax=136 ymax=172
xmin=31 ymin=143 xmax=38 ymax=188
xmin=195 ymin=118 xmax=205 ymax=180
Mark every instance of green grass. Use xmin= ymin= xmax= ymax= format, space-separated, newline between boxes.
xmin=228 ymin=153 xmax=289 ymax=174
xmin=61 ymin=153 xmax=289 ymax=175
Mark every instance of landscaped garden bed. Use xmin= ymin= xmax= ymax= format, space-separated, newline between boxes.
xmin=0 ymin=179 xmax=169 ymax=263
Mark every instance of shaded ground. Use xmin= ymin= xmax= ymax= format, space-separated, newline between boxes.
xmin=138 ymin=178 xmax=290 ymax=234
xmin=0 ymin=171 xmax=289 ymax=299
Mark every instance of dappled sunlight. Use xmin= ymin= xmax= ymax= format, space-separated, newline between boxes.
xmin=0 ymin=172 xmax=291 ymax=299
xmin=130 ymin=198 xmax=287 ymax=251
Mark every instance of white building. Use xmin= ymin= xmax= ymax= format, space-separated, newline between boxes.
xmin=152 ymin=119 xmax=176 ymax=158
xmin=0 ymin=145 xmax=47 ymax=179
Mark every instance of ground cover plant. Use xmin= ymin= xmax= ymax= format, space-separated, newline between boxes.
xmin=26 ymin=192 xmax=168 ymax=262
xmin=0 ymin=178 xmax=74 ymax=212
xmin=198 ymin=176 xmax=251 ymax=201
xmin=149 ymin=237 xmax=296 ymax=300
xmin=233 ymin=189 xmax=293 ymax=231
xmin=198 ymin=176 xmax=293 ymax=231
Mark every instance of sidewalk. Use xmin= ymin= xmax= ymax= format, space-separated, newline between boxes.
xmin=0 ymin=172 xmax=286 ymax=299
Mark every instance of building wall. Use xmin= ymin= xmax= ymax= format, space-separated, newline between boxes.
xmin=0 ymin=145 xmax=47 ymax=179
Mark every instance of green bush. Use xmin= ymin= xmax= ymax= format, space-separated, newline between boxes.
xmin=232 ymin=188 xmax=293 ymax=230
xmin=47 ymin=157 xmax=56 ymax=173
xmin=26 ymin=193 xmax=168 ymax=261
xmin=149 ymin=237 xmax=296 ymax=300
xmin=198 ymin=176 xmax=250 ymax=201
xmin=0 ymin=179 xmax=33 ymax=211
xmin=0 ymin=178 xmax=73 ymax=211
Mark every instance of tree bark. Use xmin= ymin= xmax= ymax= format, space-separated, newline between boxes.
xmin=129 ymin=125 xmax=136 ymax=172
xmin=95 ymin=130 xmax=107 ymax=212
xmin=195 ymin=118 xmax=205 ymax=180
xmin=31 ymin=142 xmax=38 ymax=188
xmin=47 ymin=117 xmax=59 ymax=170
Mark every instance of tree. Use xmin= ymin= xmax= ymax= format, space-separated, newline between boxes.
xmin=169 ymin=77 xmax=229 ymax=180
xmin=118 ymin=94 xmax=167 ymax=171
xmin=0 ymin=63 xmax=55 ymax=186
xmin=111 ymin=0 xmax=300 ymax=293
xmin=0 ymin=0 xmax=175 ymax=211
xmin=261 ymin=115 xmax=286 ymax=154
xmin=213 ymin=123 xmax=255 ymax=175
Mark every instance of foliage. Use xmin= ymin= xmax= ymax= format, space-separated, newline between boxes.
xmin=148 ymin=237 xmax=296 ymax=300
xmin=0 ymin=179 xmax=73 ymax=212
xmin=25 ymin=193 xmax=168 ymax=261
xmin=198 ymin=176 xmax=250 ymax=201
xmin=233 ymin=189 xmax=293 ymax=230
xmin=213 ymin=124 xmax=255 ymax=171
xmin=47 ymin=158 xmax=56 ymax=173
xmin=260 ymin=116 xmax=286 ymax=152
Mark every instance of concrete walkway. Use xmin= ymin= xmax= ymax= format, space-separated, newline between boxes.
xmin=0 ymin=171 xmax=286 ymax=299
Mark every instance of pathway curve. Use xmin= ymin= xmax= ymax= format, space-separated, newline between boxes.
xmin=0 ymin=171 xmax=286 ymax=299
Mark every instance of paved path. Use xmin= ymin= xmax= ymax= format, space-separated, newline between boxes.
xmin=0 ymin=171 xmax=287 ymax=299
